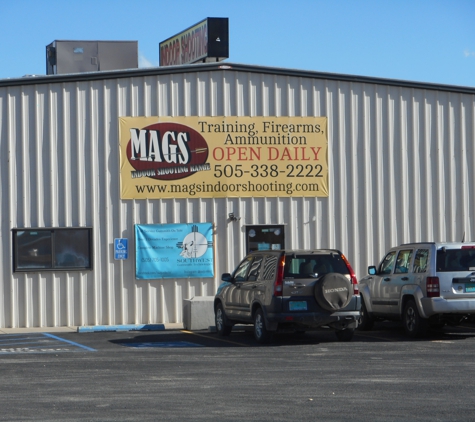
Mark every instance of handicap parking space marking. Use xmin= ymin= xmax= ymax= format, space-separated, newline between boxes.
xmin=0 ymin=333 xmax=96 ymax=354
xmin=120 ymin=341 xmax=204 ymax=348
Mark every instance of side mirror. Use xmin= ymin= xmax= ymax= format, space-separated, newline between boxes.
xmin=368 ymin=266 xmax=377 ymax=275
xmin=221 ymin=273 xmax=233 ymax=282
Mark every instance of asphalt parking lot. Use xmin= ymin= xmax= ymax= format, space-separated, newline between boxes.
xmin=1 ymin=322 xmax=475 ymax=421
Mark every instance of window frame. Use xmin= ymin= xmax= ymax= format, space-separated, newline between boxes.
xmin=12 ymin=227 xmax=93 ymax=272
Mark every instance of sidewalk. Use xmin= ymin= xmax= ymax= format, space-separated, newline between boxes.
xmin=0 ymin=323 xmax=185 ymax=335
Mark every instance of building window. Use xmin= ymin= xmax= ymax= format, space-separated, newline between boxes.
xmin=246 ymin=225 xmax=285 ymax=254
xmin=12 ymin=228 xmax=93 ymax=272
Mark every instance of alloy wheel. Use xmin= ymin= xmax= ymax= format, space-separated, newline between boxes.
xmin=405 ymin=306 xmax=416 ymax=332
xmin=255 ymin=312 xmax=264 ymax=339
xmin=216 ymin=308 xmax=224 ymax=331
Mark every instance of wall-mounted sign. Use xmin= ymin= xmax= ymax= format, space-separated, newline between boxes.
xmin=159 ymin=17 xmax=229 ymax=66
xmin=135 ymin=223 xmax=214 ymax=279
xmin=119 ymin=116 xmax=328 ymax=199
xmin=114 ymin=238 xmax=128 ymax=260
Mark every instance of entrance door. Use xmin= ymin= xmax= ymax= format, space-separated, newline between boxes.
xmin=246 ymin=225 xmax=285 ymax=254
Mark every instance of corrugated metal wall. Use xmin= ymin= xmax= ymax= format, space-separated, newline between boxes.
xmin=0 ymin=67 xmax=474 ymax=328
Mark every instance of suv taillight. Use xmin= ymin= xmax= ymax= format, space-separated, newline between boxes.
xmin=274 ymin=255 xmax=285 ymax=296
xmin=427 ymin=277 xmax=440 ymax=297
xmin=341 ymin=253 xmax=359 ymax=295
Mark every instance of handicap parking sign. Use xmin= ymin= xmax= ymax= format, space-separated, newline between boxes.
xmin=114 ymin=238 xmax=128 ymax=260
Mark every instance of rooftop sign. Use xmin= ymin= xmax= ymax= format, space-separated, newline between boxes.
xmin=159 ymin=18 xmax=229 ymax=67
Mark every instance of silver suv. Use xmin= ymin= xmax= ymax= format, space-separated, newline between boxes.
xmin=214 ymin=249 xmax=361 ymax=343
xmin=359 ymin=242 xmax=475 ymax=337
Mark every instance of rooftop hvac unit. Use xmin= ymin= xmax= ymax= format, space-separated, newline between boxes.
xmin=46 ymin=40 xmax=138 ymax=75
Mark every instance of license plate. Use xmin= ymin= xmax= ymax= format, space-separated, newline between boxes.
xmin=289 ymin=301 xmax=307 ymax=311
xmin=465 ymin=284 xmax=475 ymax=293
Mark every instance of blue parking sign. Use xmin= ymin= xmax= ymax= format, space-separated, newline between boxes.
xmin=114 ymin=238 xmax=128 ymax=260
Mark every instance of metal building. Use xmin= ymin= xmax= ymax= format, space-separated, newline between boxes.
xmin=0 ymin=63 xmax=474 ymax=329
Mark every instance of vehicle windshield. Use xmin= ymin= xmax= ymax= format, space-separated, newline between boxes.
xmin=436 ymin=248 xmax=475 ymax=272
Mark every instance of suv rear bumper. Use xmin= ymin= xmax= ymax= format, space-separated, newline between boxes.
xmin=265 ymin=310 xmax=360 ymax=330
xmin=421 ymin=297 xmax=475 ymax=317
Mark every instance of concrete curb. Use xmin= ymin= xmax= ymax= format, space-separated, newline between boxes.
xmin=0 ymin=326 xmax=77 ymax=335
xmin=0 ymin=322 xmax=184 ymax=335
xmin=77 ymin=324 xmax=166 ymax=333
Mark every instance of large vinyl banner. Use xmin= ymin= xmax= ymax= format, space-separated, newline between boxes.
xmin=119 ymin=116 xmax=328 ymax=199
xmin=135 ymin=223 xmax=214 ymax=280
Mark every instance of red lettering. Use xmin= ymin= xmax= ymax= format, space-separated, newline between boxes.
xmin=226 ymin=147 xmax=236 ymax=160
xmin=213 ymin=147 xmax=225 ymax=161
xmin=268 ymin=147 xmax=279 ymax=160
xmin=298 ymin=147 xmax=310 ymax=160
xmin=281 ymin=148 xmax=292 ymax=160
xmin=310 ymin=147 xmax=322 ymax=160
xmin=249 ymin=147 xmax=261 ymax=160
xmin=238 ymin=147 xmax=247 ymax=160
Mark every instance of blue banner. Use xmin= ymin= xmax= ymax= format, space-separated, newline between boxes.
xmin=135 ymin=223 xmax=214 ymax=280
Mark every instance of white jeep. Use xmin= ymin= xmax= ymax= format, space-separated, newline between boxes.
xmin=358 ymin=242 xmax=475 ymax=337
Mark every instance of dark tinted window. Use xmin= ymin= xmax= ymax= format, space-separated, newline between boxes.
xmin=55 ymin=229 xmax=91 ymax=268
xmin=284 ymin=253 xmax=348 ymax=279
xmin=13 ymin=228 xmax=93 ymax=272
xmin=437 ymin=248 xmax=475 ymax=272
xmin=15 ymin=230 xmax=52 ymax=270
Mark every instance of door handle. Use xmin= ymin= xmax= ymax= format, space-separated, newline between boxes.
xmin=401 ymin=277 xmax=409 ymax=281
xmin=383 ymin=278 xmax=390 ymax=282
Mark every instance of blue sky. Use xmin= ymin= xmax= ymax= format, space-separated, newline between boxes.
xmin=1 ymin=0 xmax=474 ymax=87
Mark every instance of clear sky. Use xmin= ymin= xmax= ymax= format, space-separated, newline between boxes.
xmin=1 ymin=0 xmax=474 ymax=87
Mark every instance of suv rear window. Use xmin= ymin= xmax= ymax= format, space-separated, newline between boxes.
xmin=437 ymin=248 xmax=475 ymax=272
xmin=284 ymin=254 xmax=349 ymax=279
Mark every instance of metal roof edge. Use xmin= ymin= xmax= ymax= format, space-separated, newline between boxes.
xmin=1 ymin=62 xmax=474 ymax=95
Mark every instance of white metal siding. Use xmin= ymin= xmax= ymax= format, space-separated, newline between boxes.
xmin=0 ymin=69 xmax=474 ymax=328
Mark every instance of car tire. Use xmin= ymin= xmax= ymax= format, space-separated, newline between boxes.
xmin=314 ymin=273 xmax=353 ymax=311
xmin=335 ymin=328 xmax=355 ymax=342
xmin=402 ymin=299 xmax=428 ymax=338
xmin=358 ymin=299 xmax=374 ymax=331
xmin=215 ymin=303 xmax=232 ymax=336
xmin=254 ymin=308 xmax=272 ymax=344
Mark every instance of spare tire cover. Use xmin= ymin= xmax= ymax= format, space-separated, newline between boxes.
xmin=314 ymin=273 xmax=352 ymax=311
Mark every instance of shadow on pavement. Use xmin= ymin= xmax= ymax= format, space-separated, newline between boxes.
xmin=106 ymin=321 xmax=475 ymax=349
